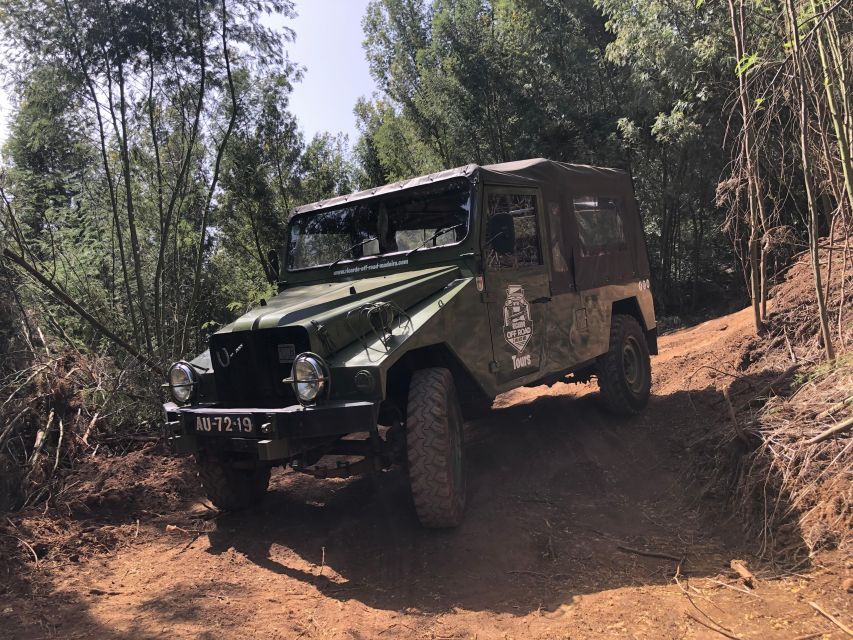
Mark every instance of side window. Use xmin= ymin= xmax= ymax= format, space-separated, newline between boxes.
xmin=572 ymin=196 xmax=627 ymax=257
xmin=548 ymin=201 xmax=569 ymax=273
xmin=485 ymin=193 xmax=542 ymax=270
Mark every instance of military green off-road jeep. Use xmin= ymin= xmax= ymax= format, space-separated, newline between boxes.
xmin=163 ymin=158 xmax=657 ymax=527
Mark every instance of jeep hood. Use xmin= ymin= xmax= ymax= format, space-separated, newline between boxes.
xmin=216 ymin=265 xmax=464 ymax=357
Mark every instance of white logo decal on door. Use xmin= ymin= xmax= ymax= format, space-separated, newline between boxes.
xmin=503 ymin=285 xmax=533 ymax=354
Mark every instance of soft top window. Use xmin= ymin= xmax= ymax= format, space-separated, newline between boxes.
xmin=572 ymin=196 xmax=627 ymax=257
xmin=484 ymin=192 xmax=542 ymax=270
xmin=286 ymin=179 xmax=472 ymax=271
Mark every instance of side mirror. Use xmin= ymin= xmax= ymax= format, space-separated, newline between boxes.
xmin=266 ymin=249 xmax=280 ymax=283
xmin=487 ymin=213 xmax=515 ymax=255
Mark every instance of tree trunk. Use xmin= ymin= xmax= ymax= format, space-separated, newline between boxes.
xmin=728 ymin=0 xmax=766 ymax=334
xmin=785 ymin=0 xmax=835 ymax=361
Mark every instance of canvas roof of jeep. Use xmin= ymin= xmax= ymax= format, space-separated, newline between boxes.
xmin=290 ymin=158 xmax=651 ymax=290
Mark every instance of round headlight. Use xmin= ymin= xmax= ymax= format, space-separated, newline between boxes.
xmin=168 ymin=361 xmax=197 ymax=404
xmin=288 ymin=353 xmax=330 ymax=405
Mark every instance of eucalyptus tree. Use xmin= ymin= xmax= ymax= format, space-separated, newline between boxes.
xmin=0 ymin=0 xmax=298 ymax=364
xmin=361 ymin=0 xmax=621 ymax=171
xmin=595 ymin=0 xmax=733 ymax=312
xmin=359 ymin=0 xmax=738 ymax=313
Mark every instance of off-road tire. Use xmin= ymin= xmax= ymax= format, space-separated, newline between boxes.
xmin=406 ymin=368 xmax=466 ymax=528
xmin=596 ymin=314 xmax=651 ymax=416
xmin=195 ymin=452 xmax=271 ymax=511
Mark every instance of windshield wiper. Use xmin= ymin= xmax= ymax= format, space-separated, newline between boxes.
xmin=406 ymin=224 xmax=465 ymax=256
xmin=328 ymin=236 xmax=378 ymax=270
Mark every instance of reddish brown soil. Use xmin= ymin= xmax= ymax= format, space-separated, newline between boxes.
xmin=2 ymin=307 xmax=851 ymax=639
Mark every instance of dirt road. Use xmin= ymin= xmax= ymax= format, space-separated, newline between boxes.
xmin=3 ymin=308 xmax=851 ymax=639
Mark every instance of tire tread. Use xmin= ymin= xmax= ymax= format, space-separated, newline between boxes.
xmin=597 ymin=314 xmax=651 ymax=416
xmin=406 ymin=367 xmax=465 ymax=528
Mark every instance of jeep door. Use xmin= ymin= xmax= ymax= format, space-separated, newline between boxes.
xmin=481 ymin=187 xmax=552 ymax=387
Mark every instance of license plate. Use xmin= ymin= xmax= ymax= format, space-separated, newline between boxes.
xmin=194 ymin=415 xmax=254 ymax=435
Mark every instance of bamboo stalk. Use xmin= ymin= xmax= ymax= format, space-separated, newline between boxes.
xmin=813 ymin=1 xmax=853 ymax=218
xmin=784 ymin=0 xmax=836 ymax=362
xmin=807 ymin=415 xmax=853 ymax=445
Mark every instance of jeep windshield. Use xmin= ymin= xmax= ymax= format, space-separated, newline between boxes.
xmin=286 ymin=178 xmax=472 ymax=272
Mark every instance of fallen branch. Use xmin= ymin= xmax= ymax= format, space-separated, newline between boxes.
xmin=730 ymin=559 xmax=756 ymax=589
xmin=99 ymin=434 xmax=160 ymax=443
xmin=81 ymin=411 xmax=99 ymax=447
xmin=50 ymin=418 xmax=64 ymax=478
xmin=27 ymin=409 xmax=54 ymax=468
xmin=616 ymin=544 xmax=682 ymax=562
xmin=723 ymin=386 xmax=750 ymax=445
xmin=733 ymin=364 xmax=800 ymax=413
xmin=165 ymin=524 xmax=193 ymax=535
xmin=815 ymin=396 xmax=853 ymax=421
xmin=685 ymin=612 xmax=742 ymax=639
xmin=807 ymin=415 xmax=853 ymax=445
xmin=2 ymin=248 xmax=162 ymax=374
xmin=705 ymin=578 xmax=762 ymax=598
xmin=808 ymin=601 xmax=853 ymax=637
xmin=0 ymin=405 xmax=31 ymax=448
xmin=165 ymin=523 xmax=210 ymax=536
xmin=506 ymin=569 xmax=574 ymax=580
xmin=783 ymin=331 xmax=797 ymax=363
xmin=0 ymin=532 xmax=40 ymax=567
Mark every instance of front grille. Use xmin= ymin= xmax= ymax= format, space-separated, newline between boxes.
xmin=209 ymin=327 xmax=311 ymax=406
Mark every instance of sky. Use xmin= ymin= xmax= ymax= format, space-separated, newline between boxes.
xmin=280 ymin=0 xmax=377 ymax=143
xmin=0 ymin=0 xmax=378 ymax=148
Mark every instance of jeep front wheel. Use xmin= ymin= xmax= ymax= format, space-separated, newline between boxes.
xmin=406 ymin=367 xmax=466 ymax=528
xmin=195 ymin=452 xmax=271 ymax=511
xmin=596 ymin=314 xmax=651 ymax=415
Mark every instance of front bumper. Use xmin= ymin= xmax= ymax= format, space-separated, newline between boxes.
xmin=163 ymin=401 xmax=378 ymax=460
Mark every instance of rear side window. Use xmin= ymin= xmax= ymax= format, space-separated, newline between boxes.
xmin=485 ymin=192 xmax=542 ymax=270
xmin=572 ymin=196 xmax=627 ymax=257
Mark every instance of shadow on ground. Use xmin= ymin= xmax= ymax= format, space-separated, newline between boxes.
xmin=2 ymin=372 xmax=812 ymax=638
xmin=193 ymin=379 xmax=804 ymax=617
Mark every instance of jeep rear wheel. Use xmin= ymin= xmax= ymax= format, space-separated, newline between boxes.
xmin=406 ymin=367 xmax=466 ymax=528
xmin=195 ymin=452 xmax=271 ymax=511
xmin=596 ymin=314 xmax=651 ymax=415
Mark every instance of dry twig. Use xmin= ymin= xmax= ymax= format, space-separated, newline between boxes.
xmin=616 ymin=544 xmax=682 ymax=562
xmin=730 ymin=559 xmax=756 ymax=589
xmin=1 ymin=532 xmax=40 ymax=567
xmin=685 ymin=611 xmax=742 ymax=639
xmin=809 ymin=601 xmax=853 ymax=637
xmin=733 ymin=364 xmax=800 ymax=414
xmin=723 ymin=386 xmax=750 ymax=445
xmin=807 ymin=415 xmax=853 ymax=445
xmin=815 ymin=396 xmax=853 ymax=421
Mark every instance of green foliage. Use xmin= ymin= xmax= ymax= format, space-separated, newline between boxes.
xmin=297 ymin=133 xmax=358 ymax=204
xmin=361 ymin=0 xmax=624 ymax=170
xmin=736 ymin=52 xmax=760 ymax=76
xmin=0 ymin=0 xmax=362 ymax=371
xmin=358 ymin=0 xmax=739 ymax=313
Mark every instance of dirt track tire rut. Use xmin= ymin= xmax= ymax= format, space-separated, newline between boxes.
xmin=406 ymin=367 xmax=466 ymax=528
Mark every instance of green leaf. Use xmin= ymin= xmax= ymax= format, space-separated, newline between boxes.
xmin=736 ymin=53 xmax=759 ymax=77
